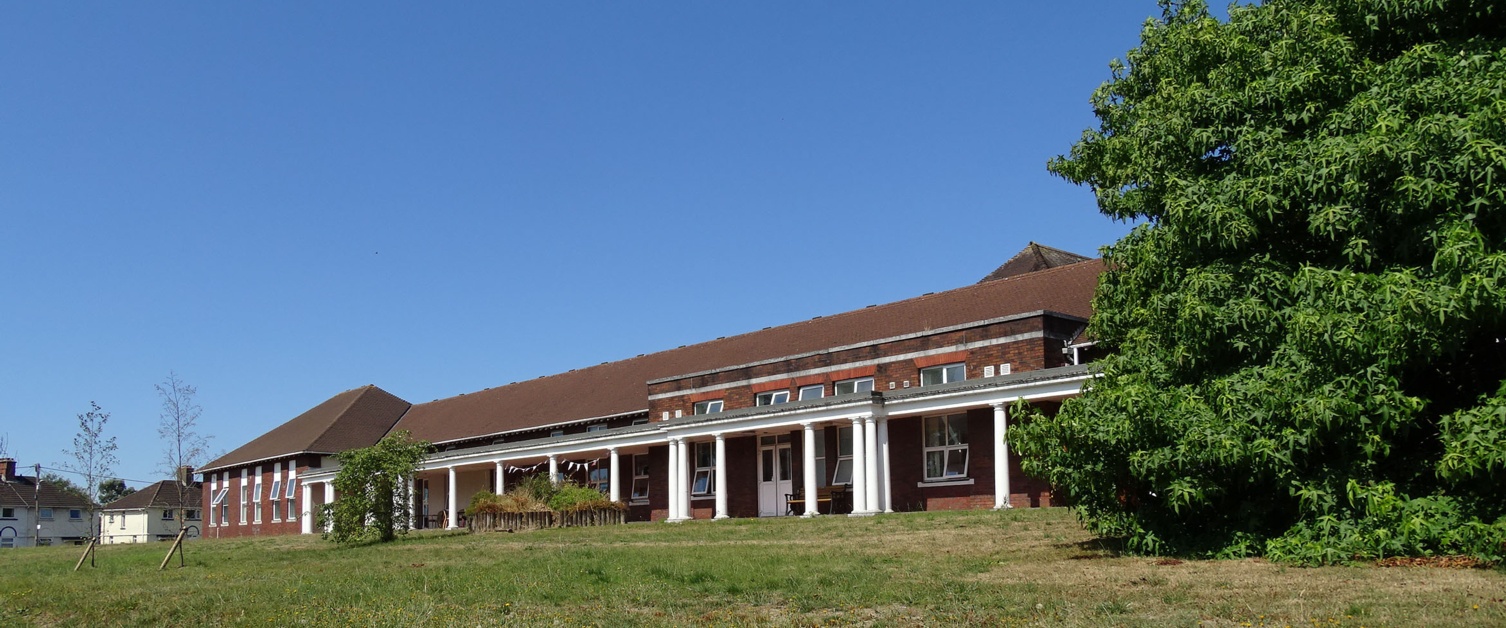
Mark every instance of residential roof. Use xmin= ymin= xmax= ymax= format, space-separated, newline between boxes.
xmin=200 ymin=385 xmax=411 ymax=473
xmin=0 ymin=475 xmax=96 ymax=509
xmin=101 ymin=480 xmax=202 ymax=511
xmin=978 ymin=242 xmax=1092 ymax=283
xmin=391 ymin=256 xmax=1104 ymax=444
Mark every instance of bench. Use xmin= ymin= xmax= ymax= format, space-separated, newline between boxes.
xmin=784 ymin=485 xmax=851 ymax=515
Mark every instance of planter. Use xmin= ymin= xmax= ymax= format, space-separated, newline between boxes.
xmin=557 ymin=507 xmax=626 ymax=528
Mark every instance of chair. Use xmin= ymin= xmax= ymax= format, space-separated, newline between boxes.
xmin=785 ymin=488 xmax=805 ymax=516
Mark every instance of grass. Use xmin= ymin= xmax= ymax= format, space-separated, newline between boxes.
xmin=2 ymin=508 xmax=1503 ymax=626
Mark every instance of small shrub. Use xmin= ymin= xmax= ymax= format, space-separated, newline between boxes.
xmin=548 ymin=482 xmax=619 ymax=512
xmin=514 ymin=473 xmax=559 ymax=503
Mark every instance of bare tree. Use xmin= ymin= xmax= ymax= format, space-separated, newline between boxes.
xmin=59 ymin=401 xmax=118 ymax=539
xmin=0 ymin=432 xmax=9 ymax=458
xmin=156 ymin=371 xmax=210 ymax=530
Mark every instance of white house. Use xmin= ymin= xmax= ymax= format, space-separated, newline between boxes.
xmin=0 ymin=457 xmax=95 ymax=548
xmin=100 ymin=479 xmax=203 ymax=544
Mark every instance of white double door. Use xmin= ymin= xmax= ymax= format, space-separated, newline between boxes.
xmin=757 ymin=434 xmax=794 ymax=516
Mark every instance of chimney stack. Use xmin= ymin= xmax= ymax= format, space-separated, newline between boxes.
xmin=0 ymin=458 xmax=15 ymax=482
xmin=176 ymin=465 xmax=195 ymax=485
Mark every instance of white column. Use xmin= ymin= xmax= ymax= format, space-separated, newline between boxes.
xmin=300 ymin=483 xmax=313 ymax=534
xmin=676 ymin=438 xmax=691 ymax=520
xmin=404 ymin=478 xmax=415 ymax=531
xmin=446 ymin=467 xmax=459 ymax=529
xmin=878 ymin=416 xmax=893 ymax=513
xmin=850 ymin=416 xmax=869 ymax=515
xmin=608 ymin=448 xmax=621 ymax=503
xmin=666 ymin=438 xmax=681 ymax=521
xmin=548 ymin=455 xmax=560 ymax=486
xmin=993 ymin=402 xmax=1013 ymax=509
xmin=713 ymin=434 xmax=728 ymax=520
xmin=495 ymin=461 xmax=505 ymax=495
xmin=864 ymin=415 xmax=879 ymax=513
xmin=802 ymin=422 xmax=819 ymax=517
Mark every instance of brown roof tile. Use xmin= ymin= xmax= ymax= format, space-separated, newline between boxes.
xmin=0 ymin=475 xmax=96 ymax=509
xmin=101 ymin=480 xmax=202 ymax=510
xmin=978 ymin=242 xmax=1091 ymax=283
xmin=392 ymin=259 xmax=1103 ymax=444
xmin=201 ymin=385 xmax=411 ymax=472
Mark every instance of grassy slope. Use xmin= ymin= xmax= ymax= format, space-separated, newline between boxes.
xmin=1 ymin=508 xmax=1502 ymax=626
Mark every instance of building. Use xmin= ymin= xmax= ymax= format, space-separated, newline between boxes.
xmin=201 ymin=244 xmax=1102 ymax=535
xmin=99 ymin=479 xmax=203 ymax=544
xmin=0 ymin=458 xmax=95 ymax=548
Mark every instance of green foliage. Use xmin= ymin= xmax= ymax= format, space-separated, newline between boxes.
xmin=547 ymin=483 xmax=621 ymax=513
xmin=1016 ymin=0 xmax=1506 ymax=563
xmin=513 ymin=473 xmax=559 ymax=503
xmin=97 ymin=478 xmax=135 ymax=505
xmin=322 ymin=431 xmax=430 ymax=544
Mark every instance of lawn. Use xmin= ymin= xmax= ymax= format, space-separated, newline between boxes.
xmin=1 ymin=508 xmax=1502 ymax=626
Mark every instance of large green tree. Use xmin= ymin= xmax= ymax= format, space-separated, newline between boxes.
xmin=322 ymin=431 xmax=430 ymax=544
xmin=1013 ymin=0 xmax=1506 ymax=563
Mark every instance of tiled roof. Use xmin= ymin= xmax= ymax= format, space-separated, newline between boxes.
xmin=392 ymin=258 xmax=1103 ymax=444
xmin=0 ymin=475 xmax=96 ymax=509
xmin=101 ymin=480 xmax=202 ymax=511
xmin=200 ymin=385 xmax=411 ymax=473
xmin=978 ymin=242 xmax=1091 ymax=283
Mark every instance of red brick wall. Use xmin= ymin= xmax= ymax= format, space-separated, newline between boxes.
xmin=647 ymin=314 xmax=1078 ymax=420
xmin=203 ymin=457 xmax=312 ymax=538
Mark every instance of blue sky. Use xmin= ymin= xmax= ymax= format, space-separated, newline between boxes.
xmin=1 ymin=2 xmax=1180 ymax=488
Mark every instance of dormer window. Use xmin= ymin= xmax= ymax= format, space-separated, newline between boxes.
xmin=797 ymin=385 xmax=824 ymax=401
xmin=834 ymin=377 xmax=874 ymax=395
xmin=693 ymin=400 xmax=723 ymax=415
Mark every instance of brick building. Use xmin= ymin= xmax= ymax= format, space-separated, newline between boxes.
xmin=201 ymin=243 xmax=1102 ymax=534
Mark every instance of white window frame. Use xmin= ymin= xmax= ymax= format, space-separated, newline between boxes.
xmin=814 ymin=428 xmax=828 ymax=488
xmin=923 ymin=414 xmax=970 ymax=481
xmin=285 ymin=477 xmax=298 ymax=522
xmin=693 ymin=399 xmax=723 ymax=415
xmin=630 ymin=454 xmax=650 ymax=502
xmin=587 ymin=424 xmax=608 ymax=432
xmin=920 ymin=363 xmax=966 ymax=387
xmin=186 ymin=509 xmax=200 ymax=521
xmin=691 ymin=442 xmax=715 ymax=497
xmin=834 ymin=377 xmax=875 ymax=395
xmin=832 ymin=426 xmax=854 ymax=485
xmin=39 ymin=508 xmax=53 ymax=520
xmin=797 ymin=385 xmax=824 ymax=401
xmin=69 ymin=509 xmax=83 ymax=521
xmin=162 ymin=509 xmax=175 ymax=521
xmin=269 ymin=478 xmax=283 ymax=522
xmin=755 ymin=390 xmax=790 ymax=406
xmin=253 ymin=472 xmax=263 ymax=524
xmin=239 ymin=483 xmax=249 ymax=525
xmin=550 ymin=429 xmax=565 ymax=437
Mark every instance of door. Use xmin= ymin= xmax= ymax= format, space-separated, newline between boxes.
xmin=757 ymin=434 xmax=794 ymax=516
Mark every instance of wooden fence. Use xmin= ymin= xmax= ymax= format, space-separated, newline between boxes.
xmin=467 ymin=508 xmax=625 ymax=533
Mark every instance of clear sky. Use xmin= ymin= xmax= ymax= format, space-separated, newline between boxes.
xmin=1 ymin=2 xmax=1184 ymax=489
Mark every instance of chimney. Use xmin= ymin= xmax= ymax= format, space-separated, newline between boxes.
xmin=176 ymin=465 xmax=195 ymax=485
xmin=0 ymin=458 xmax=15 ymax=482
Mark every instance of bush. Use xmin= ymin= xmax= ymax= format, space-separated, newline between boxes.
xmin=547 ymin=483 xmax=621 ymax=512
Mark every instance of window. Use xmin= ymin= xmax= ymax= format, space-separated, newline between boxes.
xmin=550 ymin=429 xmax=565 ymax=437
xmin=212 ymin=488 xmax=229 ymax=526
xmin=832 ymin=427 xmax=854 ymax=485
xmin=162 ymin=509 xmax=175 ymax=521
xmin=755 ymin=390 xmax=790 ymax=406
xmin=0 ymin=507 xmax=13 ymax=519
xmin=693 ymin=400 xmax=723 ymax=415
xmin=798 ymin=385 xmax=824 ymax=401
xmin=239 ymin=484 xmax=249 ymax=524
xmin=834 ymin=377 xmax=875 ymax=395
xmin=923 ymin=414 xmax=970 ymax=480
xmin=589 ymin=464 xmax=609 ymax=494
xmin=36 ymin=537 xmax=51 ymax=547
xmin=269 ymin=479 xmax=283 ymax=522
xmin=587 ymin=424 xmax=608 ymax=432
xmin=39 ymin=508 xmax=53 ymax=520
xmin=253 ymin=476 xmax=263 ymax=524
xmin=68 ymin=509 xmax=82 ymax=521
xmin=920 ymin=363 xmax=966 ymax=386
xmin=691 ymin=442 xmax=715 ymax=496
xmin=186 ymin=509 xmax=200 ymax=521
xmin=285 ymin=479 xmax=298 ymax=521
xmin=631 ymin=454 xmax=650 ymax=501
xmin=1 ymin=536 xmax=13 ymax=549
xmin=632 ymin=417 xmax=649 ymax=425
